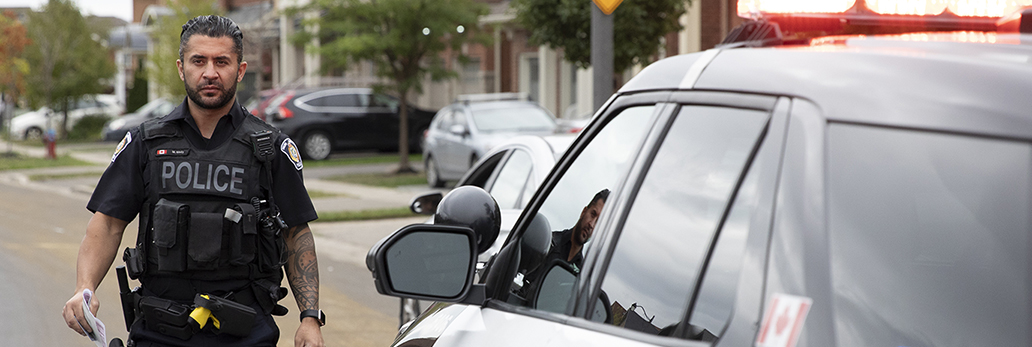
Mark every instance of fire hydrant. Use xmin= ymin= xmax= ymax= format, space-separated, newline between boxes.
xmin=44 ymin=128 xmax=57 ymax=159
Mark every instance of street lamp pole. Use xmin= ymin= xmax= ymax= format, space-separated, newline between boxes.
xmin=590 ymin=3 xmax=613 ymax=113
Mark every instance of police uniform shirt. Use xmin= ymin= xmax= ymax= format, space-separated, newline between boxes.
xmin=88 ymin=98 xmax=318 ymax=227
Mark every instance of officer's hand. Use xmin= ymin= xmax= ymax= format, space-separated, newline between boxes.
xmin=62 ymin=288 xmax=99 ymax=336
xmin=295 ymin=319 xmax=324 ymax=347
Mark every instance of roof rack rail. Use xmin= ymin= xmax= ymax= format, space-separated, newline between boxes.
xmin=718 ymin=19 xmax=783 ymax=48
xmin=454 ymin=92 xmax=530 ymax=104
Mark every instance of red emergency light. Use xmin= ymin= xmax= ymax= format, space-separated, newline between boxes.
xmin=730 ymin=0 xmax=1032 ymax=42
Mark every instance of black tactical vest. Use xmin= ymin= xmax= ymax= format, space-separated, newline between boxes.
xmin=130 ymin=114 xmax=284 ymax=285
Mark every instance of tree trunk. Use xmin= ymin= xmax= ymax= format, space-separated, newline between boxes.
xmin=59 ymin=98 xmax=69 ymax=140
xmin=393 ymin=89 xmax=416 ymax=174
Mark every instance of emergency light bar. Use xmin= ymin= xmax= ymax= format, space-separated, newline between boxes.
xmin=728 ymin=0 xmax=1032 ymax=46
xmin=739 ymin=0 xmax=1032 ymax=18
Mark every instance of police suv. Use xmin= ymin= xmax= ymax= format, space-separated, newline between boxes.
xmin=367 ymin=1 xmax=1032 ymax=346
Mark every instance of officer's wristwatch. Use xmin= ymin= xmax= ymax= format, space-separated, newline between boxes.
xmin=300 ymin=309 xmax=326 ymax=326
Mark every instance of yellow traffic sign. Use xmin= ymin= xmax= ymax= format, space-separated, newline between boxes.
xmin=592 ymin=0 xmax=623 ymax=15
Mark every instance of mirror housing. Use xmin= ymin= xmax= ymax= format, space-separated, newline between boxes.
xmin=367 ymin=224 xmax=484 ymax=303
xmin=409 ymin=192 xmax=443 ymax=215
xmin=449 ymin=124 xmax=469 ymax=136
xmin=434 ymin=186 xmax=501 ymax=254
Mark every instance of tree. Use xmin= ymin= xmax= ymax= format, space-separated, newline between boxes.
xmin=147 ymin=0 xmax=221 ymax=101
xmin=24 ymin=0 xmax=115 ymax=139
xmin=0 ymin=10 xmax=30 ymax=153
xmin=289 ymin=0 xmax=490 ymax=172
xmin=511 ymin=0 xmax=687 ymax=73
xmin=125 ymin=59 xmax=149 ymax=113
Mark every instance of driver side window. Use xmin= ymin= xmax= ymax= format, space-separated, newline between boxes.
xmin=505 ymin=105 xmax=658 ymax=308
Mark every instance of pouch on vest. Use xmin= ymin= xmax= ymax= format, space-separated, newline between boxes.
xmin=227 ymin=203 xmax=258 ymax=266
xmin=187 ymin=212 xmax=223 ymax=270
xmin=153 ymin=199 xmax=189 ymax=272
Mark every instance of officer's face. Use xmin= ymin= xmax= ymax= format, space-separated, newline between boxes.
xmin=573 ymin=199 xmax=604 ymax=246
xmin=176 ymin=35 xmax=247 ymax=110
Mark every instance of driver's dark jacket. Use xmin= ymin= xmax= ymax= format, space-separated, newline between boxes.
xmin=523 ymin=229 xmax=584 ymax=291
xmin=87 ymin=98 xmax=317 ymax=300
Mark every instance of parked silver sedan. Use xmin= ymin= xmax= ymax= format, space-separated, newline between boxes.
xmin=422 ymin=95 xmax=559 ymax=187
xmin=402 ymin=134 xmax=576 ymax=326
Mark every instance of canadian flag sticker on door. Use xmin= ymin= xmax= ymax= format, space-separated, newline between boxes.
xmin=756 ymin=293 xmax=813 ymax=347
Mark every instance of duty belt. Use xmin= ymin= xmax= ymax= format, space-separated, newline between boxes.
xmin=139 ymin=293 xmax=257 ymax=340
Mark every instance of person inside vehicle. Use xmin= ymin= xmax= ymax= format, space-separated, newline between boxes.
xmin=522 ymin=189 xmax=609 ymax=290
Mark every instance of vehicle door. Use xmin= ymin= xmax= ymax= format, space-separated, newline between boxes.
xmin=323 ymin=91 xmax=375 ymax=149
xmin=429 ymin=92 xmax=789 ymax=347
xmin=438 ymin=108 xmax=475 ymax=176
xmin=369 ymin=94 xmax=403 ymax=150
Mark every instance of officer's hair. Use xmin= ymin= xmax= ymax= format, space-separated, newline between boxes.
xmin=179 ymin=15 xmax=244 ymax=64
xmin=589 ymin=189 xmax=610 ymax=207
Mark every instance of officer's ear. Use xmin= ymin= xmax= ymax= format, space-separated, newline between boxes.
xmin=237 ymin=61 xmax=247 ymax=83
xmin=176 ymin=59 xmax=185 ymax=81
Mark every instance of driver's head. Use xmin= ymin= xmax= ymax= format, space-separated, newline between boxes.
xmin=572 ymin=189 xmax=610 ymax=246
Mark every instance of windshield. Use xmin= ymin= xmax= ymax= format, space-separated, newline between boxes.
xmin=135 ymin=99 xmax=166 ymax=115
xmin=471 ymin=106 xmax=556 ymax=133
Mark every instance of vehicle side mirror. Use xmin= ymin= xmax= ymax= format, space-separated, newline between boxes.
xmin=366 ymin=224 xmax=483 ymax=303
xmin=530 ymin=261 xmax=612 ymax=323
xmin=409 ymin=192 xmax=443 ymax=215
xmin=449 ymin=124 xmax=469 ymax=136
xmin=531 ymin=260 xmax=577 ymax=314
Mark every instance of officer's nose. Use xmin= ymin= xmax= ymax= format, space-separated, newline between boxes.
xmin=201 ymin=62 xmax=218 ymax=80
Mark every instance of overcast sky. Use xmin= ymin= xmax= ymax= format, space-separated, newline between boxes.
xmin=3 ymin=0 xmax=134 ymax=22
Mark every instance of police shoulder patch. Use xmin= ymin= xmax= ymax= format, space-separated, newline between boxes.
xmin=111 ymin=131 xmax=132 ymax=163
xmin=281 ymin=138 xmax=303 ymax=170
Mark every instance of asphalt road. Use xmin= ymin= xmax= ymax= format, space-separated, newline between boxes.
xmin=0 ymin=163 xmax=422 ymax=346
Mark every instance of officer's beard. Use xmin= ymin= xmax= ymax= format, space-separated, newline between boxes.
xmin=185 ymin=78 xmax=237 ymax=110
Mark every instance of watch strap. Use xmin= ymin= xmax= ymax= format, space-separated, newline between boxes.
xmin=300 ymin=309 xmax=325 ymax=326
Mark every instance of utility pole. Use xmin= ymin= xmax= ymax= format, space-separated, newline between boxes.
xmin=591 ymin=0 xmax=621 ymax=112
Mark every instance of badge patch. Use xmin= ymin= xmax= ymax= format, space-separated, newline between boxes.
xmin=111 ymin=132 xmax=132 ymax=163
xmin=281 ymin=138 xmax=303 ymax=170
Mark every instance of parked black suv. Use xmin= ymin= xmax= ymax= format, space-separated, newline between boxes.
xmin=366 ymin=2 xmax=1032 ymax=347
xmin=266 ymin=87 xmax=435 ymax=160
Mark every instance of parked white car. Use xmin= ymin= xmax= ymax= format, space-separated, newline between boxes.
xmin=8 ymin=95 xmax=122 ymax=141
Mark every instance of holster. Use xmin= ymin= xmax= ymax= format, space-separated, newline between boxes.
xmin=252 ymin=278 xmax=290 ymax=316
xmin=139 ymin=296 xmax=194 ymax=340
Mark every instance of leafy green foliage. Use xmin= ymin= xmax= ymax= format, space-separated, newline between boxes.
xmin=287 ymin=0 xmax=490 ymax=171
xmin=23 ymin=0 xmax=116 ymax=138
xmin=146 ymin=0 xmax=222 ymax=101
xmin=511 ymin=0 xmax=687 ymax=72
xmin=67 ymin=114 xmax=110 ymax=141
xmin=125 ymin=59 xmax=149 ymax=113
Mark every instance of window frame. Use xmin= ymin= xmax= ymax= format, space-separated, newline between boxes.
xmin=479 ymin=91 xmax=782 ymax=345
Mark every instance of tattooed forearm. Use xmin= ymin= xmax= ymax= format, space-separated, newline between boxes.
xmin=285 ymin=224 xmax=319 ymax=311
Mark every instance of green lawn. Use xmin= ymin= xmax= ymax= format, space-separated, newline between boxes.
xmin=322 ymin=171 xmax=426 ymax=188
xmin=28 ymin=172 xmax=103 ymax=181
xmin=0 ymin=153 xmax=96 ymax=171
xmin=303 ymin=154 xmax=422 ymax=168
xmin=315 ymin=206 xmax=416 ymax=222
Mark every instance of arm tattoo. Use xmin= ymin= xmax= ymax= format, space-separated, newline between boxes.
xmin=285 ymin=224 xmax=319 ymax=311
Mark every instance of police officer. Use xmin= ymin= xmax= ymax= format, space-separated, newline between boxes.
xmin=61 ymin=15 xmax=325 ymax=347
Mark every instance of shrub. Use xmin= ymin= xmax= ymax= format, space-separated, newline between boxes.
xmin=68 ymin=114 xmax=110 ymax=141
